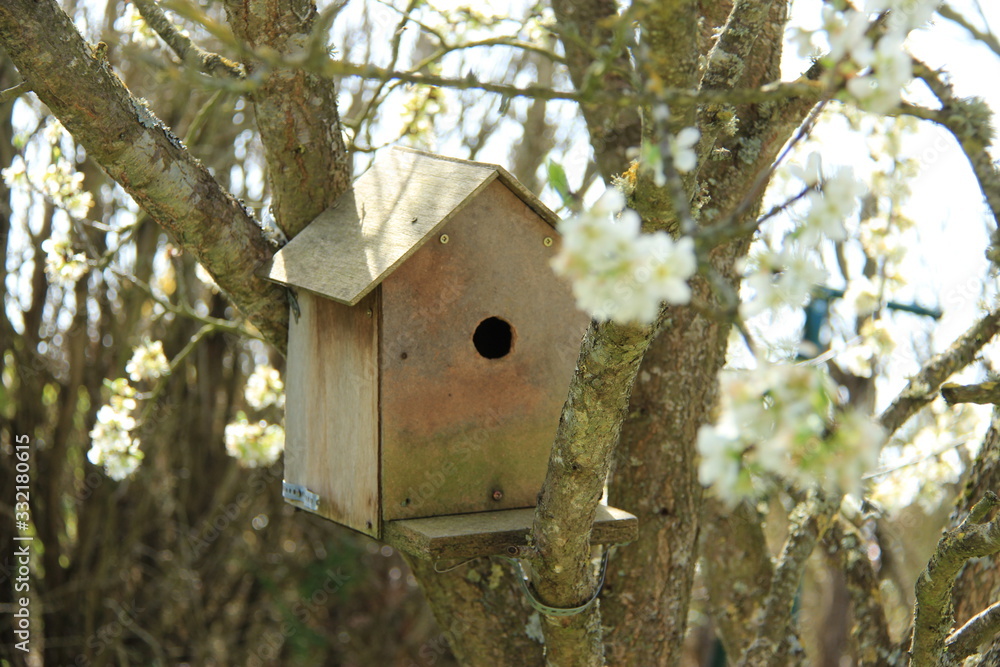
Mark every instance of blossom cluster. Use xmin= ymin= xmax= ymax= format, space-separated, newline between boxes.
xmin=2 ymin=119 xmax=95 ymax=220
xmin=793 ymin=1 xmax=939 ymax=113
xmin=126 ymin=340 xmax=170 ymax=383
xmin=221 ymin=364 xmax=286 ymax=467
xmin=244 ymin=363 xmax=285 ymax=410
xmin=740 ymin=154 xmax=866 ymax=317
xmin=551 ymin=189 xmax=698 ymax=325
xmin=88 ymin=379 xmax=144 ymax=481
xmin=697 ymin=363 xmax=885 ymax=505
xmin=40 ymin=235 xmax=89 ymax=286
xmin=224 ymin=413 xmax=284 ymax=468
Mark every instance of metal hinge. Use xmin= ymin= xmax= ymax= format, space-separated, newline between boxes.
xmin=283 ymin=481 xmax=320 ymax=512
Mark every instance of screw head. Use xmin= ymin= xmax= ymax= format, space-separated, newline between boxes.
xmin=543 ymin=236 xmax=553 ymax=247
xmin=439 ymin=234 xmax=450 ymax=244
xmin=492 ymin=489 xmax=503 ymax=501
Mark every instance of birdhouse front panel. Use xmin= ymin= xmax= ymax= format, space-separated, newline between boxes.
xmin=379 ymin=179 xmax=588 ymax=521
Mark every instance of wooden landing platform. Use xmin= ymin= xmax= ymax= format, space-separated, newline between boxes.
xmin=383 ymin=505 xmax=638 ymax=561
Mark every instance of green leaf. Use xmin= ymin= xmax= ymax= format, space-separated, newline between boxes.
xmin=547 ymin=159 xmax=571 ymax=204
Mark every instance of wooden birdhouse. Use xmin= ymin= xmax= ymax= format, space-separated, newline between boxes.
xmin=263 ymin=147 xmax=636 ymax=556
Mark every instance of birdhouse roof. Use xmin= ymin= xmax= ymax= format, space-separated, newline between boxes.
xmin=262 ymin=146 xmax=560 ymax=306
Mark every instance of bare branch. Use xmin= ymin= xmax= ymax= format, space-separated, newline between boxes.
xmin=910 ymin=61 xmax=1000 ymax=233
xmin=937 ymin=4 xmax=1000 ymax=59
xmin=737 ymin=492 xmax=839 ymax=666
xmin=823 ymin=520 xmax=897 ymax=666
xmin=910 ymin=492 xmax=1000 ymax=665
xmin=0 ymin=80 xmax=29 ymax=104
xmin=529 ymin=318 xmax=657 ymax=664
xmin=941 ymin=381 xmax=1000 ymax=406
xmin=133 ymin=0 xmax=245 ymax=79
xmin=945 ymin=601 xmax=1000 ymax=663
xmin=878 ymin=305 xmax=1000 ymax=436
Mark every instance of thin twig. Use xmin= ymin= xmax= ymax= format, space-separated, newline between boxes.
xmin=133 ymin=0 xmax=244 ymax=79
xmin=0 ymin=81 xmax=30 ymax=104
xmin=938 ymin=3 xmax=1000 ymax=59
xmin=879 ymin=304 xmax=1000 ymax=437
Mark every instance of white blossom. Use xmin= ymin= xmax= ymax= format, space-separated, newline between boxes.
xmin=866 ymin=0 xmax=940 ymax=33
xmin=823 ymin=7 xmax=874 ymax=64
xmin=245 ymin=364 xmax=285 ymax=410
xmin=224 ymin=414 xmax=284 ymax=468
xmin=844 ymin=276 xmax=881 ymax=317
xmin=2 ymin=157 xmax=27 ymax=187
xmin=43 ymin=117 xmax=65 ymax=144
xmin=696 ymin=419 xmax=751 ymax=506
xmin=841 ymin=318 xmax=897 ymax=377
xmin=41 ymin=236 xmax=89 ymax=286
xmin=788 ymin=153 xmax=823 ymax=188
xmin=696 ymin=363 xmax=885 ymax=505
xmin=796 ymin=168 xmax=867 ymax=245
xmin=126 ymin=340 xmax=170 ymax=382
xmin=740 ymin=246 xmax=828 ymax=317
xmin=846 ymin=34 xmax=913 ymax=113
xmin=552 ymin=189 xmax=698 ymax=325
xmin=195 ymin=263 xmax=220 ymax=292
xmin=88 ymin=380 xmax=144 ymax=481
xmin=670 ymin=127 xmax=700 ymax=173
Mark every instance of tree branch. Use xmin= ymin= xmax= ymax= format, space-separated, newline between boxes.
xmin=133 ymin=0 xmax=245 ymax=79
xmin=911 ymin=492 xmax=1000 ymax=665
xmin=551 ymin=0 xmax=641 ymax=180
xmin=737 ymin=492 xmax=838 ymax=666
xmin=910 ymin=61 xmax=1000 ymax=233
xmin=823 ymin=519 xmax=897 ymax=666
xmin=941 ymin=381 xmax=1000 ymax=405
xmin=945 ymin=601 xmax=1000 ymax=664
xmin=222 ymin=0 xmax=351 ymax=240
xmin=0 ymin=0 xmax=289 ymax=352
xmin=529 ymin=318 xmax=657 ymax=665
xmin=879 ymin=304 xmax=1000 ymax=437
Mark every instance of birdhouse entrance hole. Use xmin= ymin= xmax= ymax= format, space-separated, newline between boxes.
xmin=473 ymin=317 xmax=513 ymax=359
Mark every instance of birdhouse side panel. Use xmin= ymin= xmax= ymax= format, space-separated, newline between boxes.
xmin=379 ymin=179 xmax=588 ymax=521
xmin=285 ymin=290 xmax=380 ymax=536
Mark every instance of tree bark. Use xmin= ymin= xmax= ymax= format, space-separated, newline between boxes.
xmin=222 ymin=0 xmax=351 ymax=239
xmin=550 ymin=0 xmax=641 ymax=181
xmin=405 ymin=555 xmax=545 ymax=667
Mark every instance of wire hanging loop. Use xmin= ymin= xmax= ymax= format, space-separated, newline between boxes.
xmin=505 ymin=548 xmax=612 ymax=618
